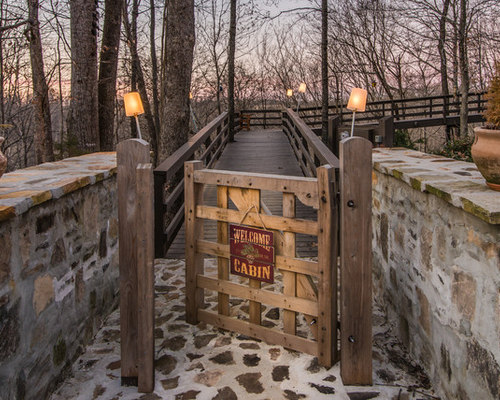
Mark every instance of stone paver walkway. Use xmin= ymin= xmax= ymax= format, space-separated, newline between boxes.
xmin=50 ymin=259 xmax=438 ymax=400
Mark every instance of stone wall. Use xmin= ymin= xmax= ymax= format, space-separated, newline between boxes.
xmin=372 ymin=148 xmax=500 ymax=400
xmin=0 ymin=153 xmax=118 ymax=400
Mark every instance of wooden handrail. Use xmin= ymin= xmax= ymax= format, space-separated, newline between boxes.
xmin=154 ymin=112 xmax=234 ymax=257
xmin=282 ymin=109 xmax=339 ymax=177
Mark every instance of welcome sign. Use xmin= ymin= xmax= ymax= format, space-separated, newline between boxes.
xmin=229 ymin=224 xmax=275 ymax=283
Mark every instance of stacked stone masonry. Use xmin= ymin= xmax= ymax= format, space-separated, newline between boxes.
xmin=372 ymin=148 xmax=500 ymax=400
xmin=0 ymin=153 xmax=118 ymax=400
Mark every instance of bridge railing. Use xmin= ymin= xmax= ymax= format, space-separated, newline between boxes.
xmin=282 ymin=108 xmax=339 ymax=176
xmin=154 ymin=112 xmax=238 ymax=257
xmin=239 ymin=108 xmax=282 ymax=128
xmin=299 ymin=91 xmax=486 ymax=127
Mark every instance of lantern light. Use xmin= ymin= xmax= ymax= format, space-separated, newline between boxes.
xmin=298 ymin=82 xmax=307 ymax=93
xmin=189 ymin=91 xmax=193 ymax=100
xmin=346 ymin=88 xmax=367 ymax=137
xmin=286 ymin=89 xmax=293 ymax=97
xmin=347 ymin=88 xmax=367 ymax=112
xmin=123 ymin=92 xmax=144 ymax=140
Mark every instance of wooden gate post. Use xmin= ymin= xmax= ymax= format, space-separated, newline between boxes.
xmin=185 ymin=161 xmax=205 ymax=324
xmin=340 ymin=137 xmax=373 ymax=385
xmin=117 ymin=139 xmax=150 ymax=385
xmin=136 ymin=164 xmax=155 ymax=392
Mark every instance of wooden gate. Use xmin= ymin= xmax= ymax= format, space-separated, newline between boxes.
xmin=184 ymin=160 xmax=338 ymax=366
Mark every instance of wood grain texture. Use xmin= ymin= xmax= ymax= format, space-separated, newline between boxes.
xmin=117 ymin=139 xmax=149 ymax=380
xmin=316 ymin=165 xmax=337 ymax=367
xmin=196 ymin=205 xmax=318 ymax=235
xmin=136 ymin=164 xmax=155 ymax=393
xmin=198 ymin=309 xmax=318 ymax=356
xmin=197 ymin=275 xmax=318 ymax=316
xmin=217 ymin=186 xmax=229 ymax=315
xmin=340 ymin=137 xmax=373 ymax=384
xmin=185 ymin=161 xmax=205 ymax=325
xmin=281 ymin=193 xmax=297 ymax=335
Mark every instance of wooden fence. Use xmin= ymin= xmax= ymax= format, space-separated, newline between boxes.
xmin=154 ymin=112 xmax=239 ymax=257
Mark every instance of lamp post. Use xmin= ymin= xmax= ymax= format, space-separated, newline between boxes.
xmin=346 ymin=88 xmax=367 ymax=137
xmin=123 ymin=92 xmax=145 ymax=140
xmin=296 ymin=82 xmax=307 ymax=113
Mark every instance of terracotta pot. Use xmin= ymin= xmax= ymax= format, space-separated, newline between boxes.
xmin=0 ymin=137 xmax=6 ymax=179
xmin=471 ymin=127 xmax=500 ymax=191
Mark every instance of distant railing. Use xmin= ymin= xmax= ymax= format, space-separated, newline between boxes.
xmin=154 ymin=112 xmax=238 ymax=257
xmin=282 ymin=108 xmax=339 ymax=177
xmin=240 ymin=92 xmax=486 ymax=129
xmin=298 ymin=91 xmax=486 ymax=127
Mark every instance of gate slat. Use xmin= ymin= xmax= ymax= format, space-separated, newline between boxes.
xmin=196 ymin=205 xmax=319 ymax=235
xmin=217 ymin=186 xmax=230 ymax=316
xmin=198 ymin=309 xmax=318 ymax=356
xmin=282 ymin=193 xmax=297 ymax=335
xmin=197 ymin=275 xmax=319 ymax=316
xmin=316 ymin=165 xmax=337 ymax=367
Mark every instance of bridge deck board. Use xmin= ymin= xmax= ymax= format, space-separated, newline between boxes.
xmin=166 ymin=128 xmax=319 ymax=259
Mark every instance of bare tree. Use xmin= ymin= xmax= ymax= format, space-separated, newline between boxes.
xmin=321 ymin=0 xmax=328 ymax=140
xmin=159 ymin=0 xmax=195 ymax=161
xmin=228 ymin=0 xmax=236 ymax=141
xmin=26 ymin=0 xmax=54 ymax=163
xmin=67 ymin=0 xmax=99 ymax=152
xmin=98 ymin=0 xmax=123 ymax=151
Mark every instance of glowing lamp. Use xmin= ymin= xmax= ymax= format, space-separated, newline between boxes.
xmin=123 ymin=92 xmax=144 ymax=140
xmin=298 ymin=82 xmax=307 ymax=93
xmin=124 ymin=92 xmax=144 ymax=117
xmin=189 ymin=91 xmax=193 ymax=100
xmin=346 ymin=87 xmax=367 ymax=137
xmin=287 ymin=89 xmax=293 ymax=97
xmin=347 ymin=88 xmax=367 ymax=112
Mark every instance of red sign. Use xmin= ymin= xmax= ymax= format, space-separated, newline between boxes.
xmin=230 ymin=256 xmax=274 ymax=284
xmin=229 ymin=224 xmax=274 ymax=283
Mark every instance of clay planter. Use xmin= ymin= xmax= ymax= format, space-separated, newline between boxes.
xmin=0 ymin=137 xmax=6 ymax=179
xmin=471 ymin=127 xmax=500 ymax=191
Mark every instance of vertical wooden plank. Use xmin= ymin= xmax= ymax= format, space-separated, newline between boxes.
xmin=136 ymin=164 xmax=155 ymax=393
xmin=185 ymin=161 xmax=205 ymax=325
xmin=282 ymin=193 xmax=296 ymax=335
xmin=217 ymin=186 xmax=230 ymax=316
xmin=340 ymin=137 xmax=373 ymax=385
xmin=316 ymin=165 xmax=336 ymax=368
xmin=117 ymin=138 xmax=149 ymax=384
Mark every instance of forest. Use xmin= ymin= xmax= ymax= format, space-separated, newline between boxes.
xmin=0 ymin=0 xmax=498 ymax=171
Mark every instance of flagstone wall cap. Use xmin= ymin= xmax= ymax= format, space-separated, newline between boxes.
xmin=0 ymin=152 xmax=117 ymax=222
xmin=372 ymin=148 xmax=500 ymax=225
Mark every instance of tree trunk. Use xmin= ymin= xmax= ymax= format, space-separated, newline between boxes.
xmin=458 ymin=0 xmax=469 ymax=138
xmin=68 ymin=0 xmax=99 ymax=152
xmin=98 ymin=0 xmax=123 ymax=151
xmin=27 ymin=0 xmax=54 ymax=163
xmin=321 ymin=0 xmax=328 ymax=142
xmin=150 ymin=0 xmax=161 ymax=158
xmin=159 ymin=0 xmax=195 ymax=161
xmin=123 ymin=2 xmax=158 ymax=165
xmin=438 ymin=0 xmax=452 ymax=142
xmin=228 ymin=0 xmax=236 ymax=142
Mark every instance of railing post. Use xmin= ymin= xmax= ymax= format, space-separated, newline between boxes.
xmin=185 ymin=161 xmax=205 ymax=325
xmin=136 ymin=163 xmax=155 ymax=393
xmin=328 ymin=116 xmax=341 ymax=155
xmin=378 ymin=116 xmax=394 ymax=147
xmin=154 ymin=171 xmax=166 ymax=258
xmin=340 ymin=137 xmax=372 ymax=385
xmin=117 ymin=139 xmax=150 ymax=386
